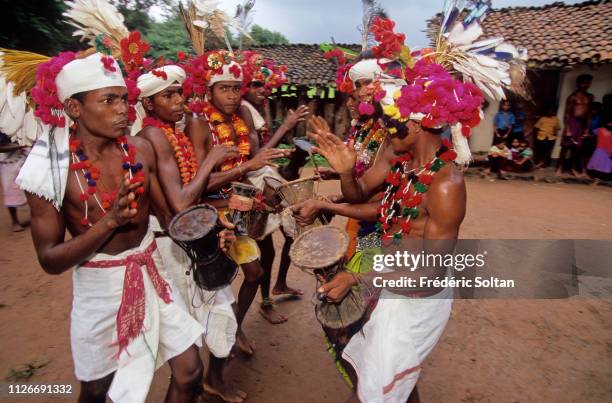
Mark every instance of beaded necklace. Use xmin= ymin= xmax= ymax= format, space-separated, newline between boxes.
xmin=69 ymin=126 xmax=145 ymax=226
xmin=143 ymin=117 xmax=198 ymax=185
xmin=377 ymin=139 xmax=457 ymax=243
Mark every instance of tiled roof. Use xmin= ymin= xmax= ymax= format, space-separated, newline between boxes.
xmin=246 ymin=43 xmax=360 ymax=87
xmin=460 ymin=0 xmax=611 ymax=68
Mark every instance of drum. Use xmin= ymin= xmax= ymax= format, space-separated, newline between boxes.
xmin=168 ymin=204 xmax=238 ymax=291
xmin=262 ymin=176 xmax=285 ymax=210
xmin=289 ymin=226 xmax=366 ymax=329
xmin=276 ymin=176 xmax=317 ymax=205
xmin=228 ymin=181 xmax=266 ymax=237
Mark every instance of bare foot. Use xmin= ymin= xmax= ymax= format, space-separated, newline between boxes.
xmin=203 ymin=382 xmax=247 ymax=403
xmin=259 ymin=303 xmax=288 ymax=324
xmin=11 ymin=223 xmax=24 ymax=232
xmin=235 ymin=329 xmax=254 ymax=357
xmin=272 ymin=285 xmax=304 ymax=297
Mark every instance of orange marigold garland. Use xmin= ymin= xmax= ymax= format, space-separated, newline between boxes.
xmin=202 ymin=102 xmax=251 ymax=172
xmin=143 ymin=117 xmax=198 ymax=184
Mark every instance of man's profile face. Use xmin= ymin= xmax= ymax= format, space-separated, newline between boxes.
xmin=68 ymin=86 xmax=129 ymax=139
xmin=146 ymin=85 xmax=184 ymax=123
xmin=210 ymin=81 xmax=242 ymax=114
xmin=245 ymin=82 xmax=267 ymax=106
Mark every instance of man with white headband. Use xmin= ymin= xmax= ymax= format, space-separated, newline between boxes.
xmin=184 ymin=50 xmax=290 ymax=399
xmin=16 ymin=52 xmax=224 ymax=402
xmin=134 ymin=64 xmax=247 ymax=403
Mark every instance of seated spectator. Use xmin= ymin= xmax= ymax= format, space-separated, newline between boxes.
xmin=487 ymin=139 xmax=510 ymax=178
xmin=512 ymin=140 xmax=534 ymax=172
xmin=533 ymin=106 xmax=560 ymax=168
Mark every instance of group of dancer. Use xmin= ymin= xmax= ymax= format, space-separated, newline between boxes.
xmin=2 ymin=0 xmax=529 ymax=402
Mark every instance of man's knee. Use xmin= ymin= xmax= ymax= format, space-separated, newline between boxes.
xmin=242 ymin=262 xmax=264 ymax=283
xmin=172 ymin=351 xmax=204 ymax=388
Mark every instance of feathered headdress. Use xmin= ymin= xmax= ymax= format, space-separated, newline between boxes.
xmin=427 ymin=0 xmax=529 ymax=100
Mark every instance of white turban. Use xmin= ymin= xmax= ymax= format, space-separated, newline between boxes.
xmin=17 ymin=52 xmax=126 ymax=210
xmin=208 ymin=61 xmax=243 ymax=87
xmin=137 ymin=65 xmax=186 ymax=98
xmin=56 ymin=53 xmax=125 ymax=102
xmin=348 ymin=59 xmax=384 ymax=83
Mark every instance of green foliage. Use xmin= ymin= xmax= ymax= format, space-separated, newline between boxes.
xmin=144 ymin=17 xmax=194 ymax=60
xmin=247 ymin=25 xmax=289 ymax=45
xmin=0 ymin=0 xmax=83 ymax=54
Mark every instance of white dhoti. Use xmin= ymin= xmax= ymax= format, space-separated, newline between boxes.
xmin=151 ymin=216 xmax=237 ymax=358
xmin=342 ymin=287 xmax=453 ymax=403
xmin=71 ymin=230 xmax=203 ymax=403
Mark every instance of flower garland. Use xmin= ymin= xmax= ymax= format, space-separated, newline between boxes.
xmin=202 ymin=102 xmax=250 ymax=172
xmin=69 ymin=127 xmax=145 ymax=227
xmin=349 ymin=118 xmax=385 ymax=177
xmin=143 ymin=117 xmax=198 ymax=185
xmin=376 ymin=139 xmax=457 ymax=243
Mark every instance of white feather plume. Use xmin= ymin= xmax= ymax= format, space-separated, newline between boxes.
xmin=63 ymin=0 xmax=129 ymax=48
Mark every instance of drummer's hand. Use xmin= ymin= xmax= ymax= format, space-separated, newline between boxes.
xmin=291 ymin=199 xmax=324 ymax=226
xmin=244 ymin=148 xmax=292 ymax=171
xmin=314 ymin=167 xmax=339 ymax=180
xmin=218 ymin=214 xmax=236 ymax=253
xmin=311 ymin=132 xmax=356 ymax=176
xmin=318 ymin=271 xmax=359 ymax=303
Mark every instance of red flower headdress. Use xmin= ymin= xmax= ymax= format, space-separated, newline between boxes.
xmin=239 ymin=50 xmax=288 ymax=94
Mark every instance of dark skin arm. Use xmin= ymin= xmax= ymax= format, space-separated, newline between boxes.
xmin=26 ymin=176 xmax=141 ymax=275
xmin=311 ymin=128 xmax=392 ymax=203
xmin=291 ymin=199 xmax=380 ymax=226
xmin=139 ymin=125 xmax=237 ymax=213
xmin=241 ymin=104 xmax=309 ymax=153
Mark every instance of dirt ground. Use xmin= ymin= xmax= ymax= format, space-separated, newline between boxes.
xmin=0 ymin=176 xmax=611 ymax=402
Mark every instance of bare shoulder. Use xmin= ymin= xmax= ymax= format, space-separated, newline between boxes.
xmin=429 ymin=163 xmax=466 ymax=202
xmin=128 ymin=134 xmax=157 ymax=165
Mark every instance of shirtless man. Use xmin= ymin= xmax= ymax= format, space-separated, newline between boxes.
xmin=17 ymin=53 xmax=229 ymax=402
xmin=557 ymin=74 xmax=593 ymax=177
xmin=135 ymin=65 xmax=247 ymax=402
xmin=186 ymin=57 xmax=290 ymax=356
xmin=296 ymin=116 xmax=465 ymax=402
xmin=240 ymin=72 xmax=309 ymax=324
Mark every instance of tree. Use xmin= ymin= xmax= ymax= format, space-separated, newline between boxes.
xmin=110 ymin=0 xmax=173 ymax=33
xmin=0 ymin=0 xmax=83 ymax=54
xmin=248 ymin=25 xmax=289 ymax=45
xmin=144 ymin=16 xmax=194 ymax=60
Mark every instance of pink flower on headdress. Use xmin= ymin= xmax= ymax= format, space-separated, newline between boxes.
xmin=31 ymin=51 xmax=76 ymax=127
xmin=151 ymin=69 xmax=168 ymax=80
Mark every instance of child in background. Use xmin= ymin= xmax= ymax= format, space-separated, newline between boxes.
xmin=513 ymin=140 xmax=534 ymax=172
xmin=488 ymin=139 xmax=510 ymax=178
xmin=0 ymin=134 xmax=27 ymax=232
xmin=533 ymin=106 xmax=560 ymax=168
xmin=587 ymin=111 xmax=612 ymax=181
xmin=493 ymin=100 xmax=515 ymax=146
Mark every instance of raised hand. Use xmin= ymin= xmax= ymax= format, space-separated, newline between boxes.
xmin=283 ymin=105 xmax=309 ymax=130
xmin=306 ymin=115 xmax=331 ymax=140
xmin=106 ymin=173 xmax=141 ymax=229
xmin=311 ymin=131 xmax=356 ymax=175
